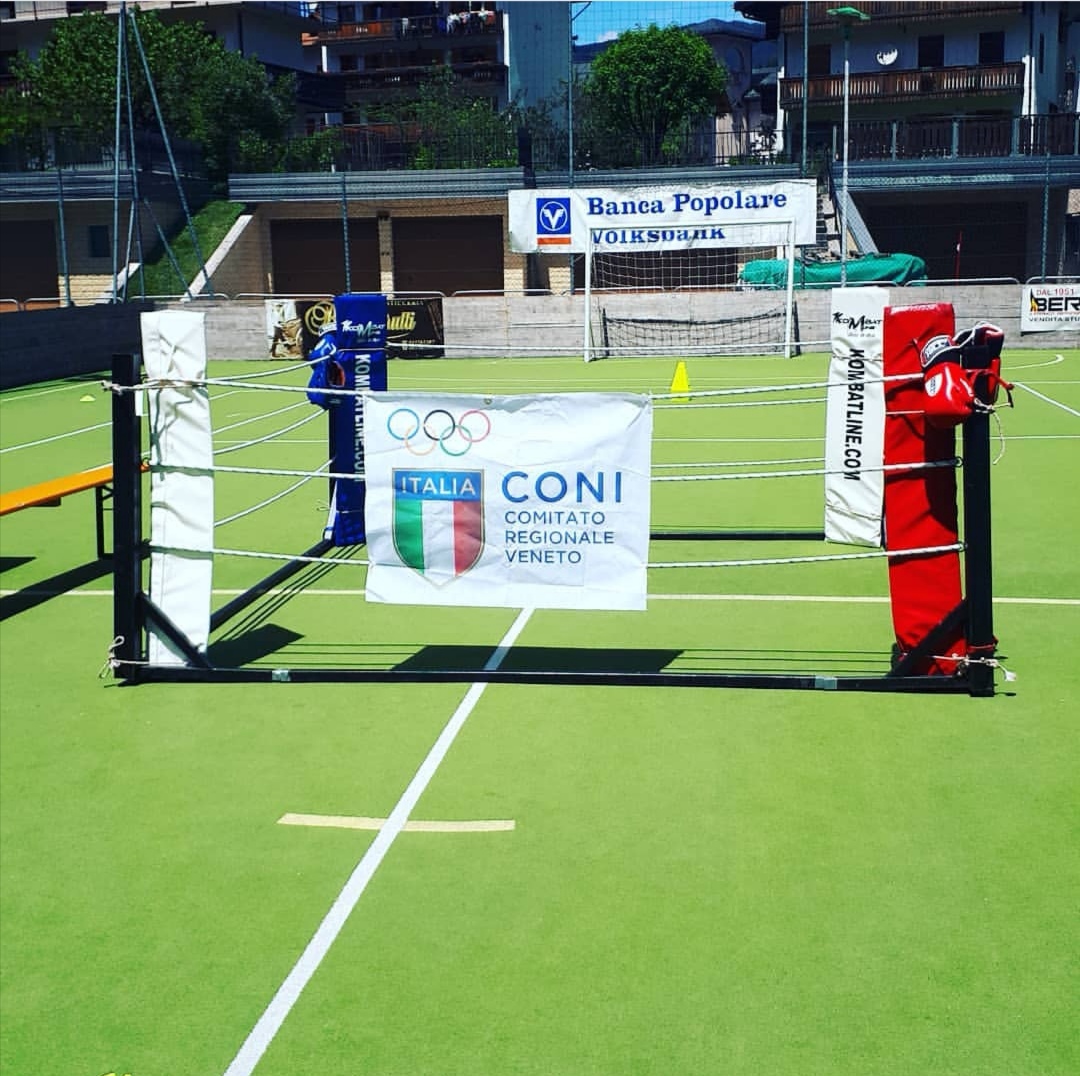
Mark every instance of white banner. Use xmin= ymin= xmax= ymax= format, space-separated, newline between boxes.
xmin=1021 ymin=284 xmax=1080 ymax=332
xmin=824 ymin=288 xmax=888 ymax=547
xmin=364 ymin=392 xmax=652 ymax=610
xmin=508 ymin=182 xmax=817 ymax=254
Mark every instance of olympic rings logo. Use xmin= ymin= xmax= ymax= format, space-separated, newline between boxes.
xmin=387 ymin=407 xmax=492 ymax=457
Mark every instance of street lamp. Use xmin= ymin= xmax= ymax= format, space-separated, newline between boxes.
xmin=827 ymin=6 xmax=868 ymax=287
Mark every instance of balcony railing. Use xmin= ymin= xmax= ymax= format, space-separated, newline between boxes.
xmin=779 ymin=1 xmax=1025 ymax=32
xmin=806 ymin=114 xmax=1079 ymax=161
xmin=3 ymin=1 xmax=313 ymax=20
xmin=781 ymin=63 xmax=1025 ymax=108
xmin=305 ymin=9 xmax=502 ymax=47
xmin=2 ymin=114 xmax=1074 ymax=177
xmin=0 ymin=127 xmax=206 ymax=175
xmin=338 ymin=62 xmax=506 ymax=96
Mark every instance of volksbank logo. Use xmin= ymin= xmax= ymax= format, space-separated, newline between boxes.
xmin=536 ymin=198 xmax=572 ymax=246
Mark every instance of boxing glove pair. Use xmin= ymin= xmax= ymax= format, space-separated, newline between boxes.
xmin=919 ymin=322 xmax=1013 ymax=427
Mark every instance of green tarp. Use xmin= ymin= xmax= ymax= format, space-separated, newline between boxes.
xmin=739 ymin=252 xmax=928 ymax=288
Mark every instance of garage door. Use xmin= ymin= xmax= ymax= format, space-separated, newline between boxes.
xmin=392 ymin=216 xmax=503 ymax=295
xmin=0 ymin=220 xmax=59 ymax=306
xmin=270 ymin=219 xmax=379 ymax=296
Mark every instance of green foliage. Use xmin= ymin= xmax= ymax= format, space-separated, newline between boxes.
xmin=125 ymin=199 xmax=245 ymax=298
xmin=584 ymin=24 xmax=727 ymax=166
xmin=1 ymin=9 xmax=295 ymax=183
xmin=367 ymin=66 xmax=517 ymax=170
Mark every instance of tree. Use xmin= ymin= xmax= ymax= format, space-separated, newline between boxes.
xmin=584 ymin=24 xmax=727 ymax=166
xmin=365 ymin=66 xmax=518 ymax=169
xmin=1 ymin=8 xmax=298 ymax=183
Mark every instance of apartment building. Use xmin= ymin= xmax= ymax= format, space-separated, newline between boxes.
xmin=737 ymin=0 xmax=1079 ymax=279
xmin=1 ymin=1 xmax=1076 ymax=303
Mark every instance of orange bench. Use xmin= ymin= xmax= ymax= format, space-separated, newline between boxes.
xmin=0 ymin=463 xmax=146 ymax=558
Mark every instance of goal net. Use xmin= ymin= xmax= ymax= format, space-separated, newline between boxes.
xmin=583 ymin=219 xmax=799 ymax=361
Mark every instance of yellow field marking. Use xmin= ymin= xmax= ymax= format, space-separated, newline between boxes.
xmin=278 ymin=812 xmax=515 ymax=833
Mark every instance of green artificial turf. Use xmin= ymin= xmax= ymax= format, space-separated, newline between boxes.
xmin=1 ymin=349 xmax=1076 ymax=1075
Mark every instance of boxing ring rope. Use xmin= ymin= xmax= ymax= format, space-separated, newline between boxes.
xmin=105 ymin=340 xmax=1000 ymax=694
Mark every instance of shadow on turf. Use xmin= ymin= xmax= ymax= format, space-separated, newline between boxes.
xmin=0 ymin=558 xmax=112 ymax=621
xmin=396 ymin=645 xmax=685 ymax=673
xmin=208 ymin=624 xmax=305 ymax=667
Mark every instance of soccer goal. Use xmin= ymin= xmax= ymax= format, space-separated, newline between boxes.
xmin=583 ymin=218 xmax=799 ymax=361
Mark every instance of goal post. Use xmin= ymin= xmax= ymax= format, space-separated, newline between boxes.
xmin=582 ymin=217 xmax=799 ymax=361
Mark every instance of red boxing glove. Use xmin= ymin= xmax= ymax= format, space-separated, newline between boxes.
xmin=920 ymin=333 xmax=975 ymax=427
xmin=954 ymin=321 xmax=1012 ymax=407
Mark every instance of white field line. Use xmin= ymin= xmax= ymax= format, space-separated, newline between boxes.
xmin=4 ymin=588 xmax=1077 ymax=606
xmin=220 ymin=607 xmax=534 ymax=1076
xmin=0 ymin=421 xmax=111 ymax=454
xmin=1012 ymin=382 xmax=1080 ymax=418
xmin=0 ymin=382 xmax=105 ymax=405
xmin=1006 ymin=354 xmax=1066 ymax=372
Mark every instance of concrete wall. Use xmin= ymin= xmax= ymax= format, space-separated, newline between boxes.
xmin=0 ymin=302 xmax=153 ymax=390
xmin=162 ymin=285 xmax=1076 ymax=360
xmin=0 ymin=286 xmax=1071 ymax=392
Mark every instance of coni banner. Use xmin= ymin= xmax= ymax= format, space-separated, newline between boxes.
xmin=364 ymin=392 xmax=653 ymax=610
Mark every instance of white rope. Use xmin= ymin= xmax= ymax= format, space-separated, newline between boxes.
xmin=653 ymin=396 xmax=827 ymax=410
xmin=215 ymin=461 xmax=332 ymax=528
xmin=105 ymin=370 xmax=922 ymax=404
xmin=647 ymin=542 xmax=964 ymax=570
xmin=654 ymin=456 xmax=825 ymax=469
xmin=652 ymin=457 xmax=960 ymax=483
xmin=213 ymin=408 xmax=325 ymax=458
xmin=154 ymin=463 xmax=365 ymax=481
xmin=146 ymin=541 xmax=962 ymax=573
xmin=930 ymin=651 xmax=1017 ymax=682
xmin=650 ymin=371 xmax=920 ymax=403
xmin=214 ymin=399 xmax=312 ymax=437
xmin=150 ymin=544 xmax=370 ymax=567
xmin=213 ymin=360 xmax=313 ymax=382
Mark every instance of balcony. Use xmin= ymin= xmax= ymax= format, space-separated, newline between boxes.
xmin=805 ymin=113 xmax=1079 ymax=161
xmin=338 ymin=61 xmax=506 ymax=96
xmin=778 ymin=1 xmax=1025 ymax=32
xmin=780 ymin=62 xmax=1024 ymax=108
xmin=2 ymin=1 xmax=313 ymax=19
xmin=304 ymin=9 xmax=502 ymax=48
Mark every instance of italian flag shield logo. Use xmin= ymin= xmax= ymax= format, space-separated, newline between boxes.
xmin=392 ymin=469 xmax=484 ymax=584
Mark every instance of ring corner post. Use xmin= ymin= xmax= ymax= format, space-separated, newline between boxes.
xmin=961 ymin=407 xmax=996 ymax=697
xmin=111 ymin=351 xmax=144 ymax=682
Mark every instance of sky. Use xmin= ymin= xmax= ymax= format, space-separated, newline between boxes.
xmin=569 ymin=1 xmax=753 ymax=44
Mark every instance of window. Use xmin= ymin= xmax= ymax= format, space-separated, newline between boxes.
xmin=978 ymin=31 xmax=1005 ymax=66
xmin=918 ymin=35 xmax=944 ymax=68
xmin=88 ymin=225 xmax=110 ymax=259
xmin=807 ymin=43 xmax=830 ymax=78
